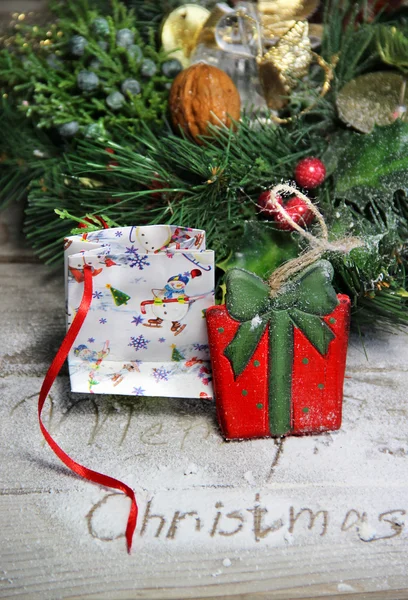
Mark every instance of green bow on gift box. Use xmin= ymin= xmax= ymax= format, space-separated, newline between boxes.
xmin=224 ymin=260 xmax=339 ymax=436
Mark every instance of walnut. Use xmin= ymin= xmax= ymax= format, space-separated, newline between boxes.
xmin=169 ymin=63 xmax=241 ymax=144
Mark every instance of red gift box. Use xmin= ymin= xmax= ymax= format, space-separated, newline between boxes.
xmin=206 ymin=294 xmax=351 ymax=440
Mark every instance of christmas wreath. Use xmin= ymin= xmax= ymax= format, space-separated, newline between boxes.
xmin=1 ymin=0 xmax=408 ymax=328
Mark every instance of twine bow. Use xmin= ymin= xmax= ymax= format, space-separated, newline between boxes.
xmin=260 ymin=184 xmax=363 ymax=297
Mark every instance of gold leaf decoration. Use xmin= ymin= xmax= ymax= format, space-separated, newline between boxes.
xmin=258 ymin=0 xmax=318 ymax=20
xmin=337 ymin=72 xmax=408 ymax=133
xmin=259 ymin=0 xmax=319 ymax=40
xmin=258 ymin=21 xmax=312 ymax=110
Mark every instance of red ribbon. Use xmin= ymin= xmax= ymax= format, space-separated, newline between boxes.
xmin=38 ymin=264 xmax=138 ymax=553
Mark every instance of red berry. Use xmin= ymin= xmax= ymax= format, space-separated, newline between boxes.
xmin=257 ymin=191 xmax=283 ymax=215
xmin=258 ymin=191 xmax=293 ymax=228
xmin=149 ymin=172 xmax=166 ymax=200
xmin=257 ymin=191 xmax=315 ymax=231
xmin=284 ymin=196 xmax=315 ymax=229
xmin=294 ymin=157 xmax=326 ymax=189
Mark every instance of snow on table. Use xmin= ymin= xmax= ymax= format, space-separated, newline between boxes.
xmin=1 ymin=262 xmax=408 ymax=600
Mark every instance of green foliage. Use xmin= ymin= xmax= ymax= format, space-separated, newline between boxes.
xmin=330 ymin=239 xmax=408 ymax=327
xmin=24 ymin=101 xmax=408 ymax=327
xmin=0 ymin=100 xmax=58 ymax=207
xmin=3 ymin=0 xmax=408 ymax=330
xmin=330 ymin=121 xmax=408 ymax=217
xmin=321 ymin=0 xmax=379 ymax=91
xmin=218 ymin=222 xmax=300 ymax=281
xmin=325 ymin=201 xmax=408 ymax=326
xmin=376 ymin=24 xmax=408 ymax=73
xmin=25 ymin=117 xmax=321 ymax=264
xmin=0 ymin=0 xmax=175 ymax=136
xmin=0 ymin=0 xmax=182 ymax=208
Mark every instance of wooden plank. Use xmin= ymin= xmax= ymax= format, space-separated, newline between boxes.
xmin=0 ymin=204 xmax=38 ymax=263
xmin=1 ymin=262 xmax=408 ymax=599
xmin=0 ymin=1 xmax=46 ymax=14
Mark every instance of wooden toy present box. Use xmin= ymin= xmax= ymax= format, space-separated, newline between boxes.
xmin=206 ymin=261 xmax=351 ymax=440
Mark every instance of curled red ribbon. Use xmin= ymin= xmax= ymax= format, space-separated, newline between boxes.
xmin=38 ymin=264 xmax=138 ymax=553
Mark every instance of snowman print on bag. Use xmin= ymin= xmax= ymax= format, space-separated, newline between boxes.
xmin=141 ymin=269 xmax=202 ymax=336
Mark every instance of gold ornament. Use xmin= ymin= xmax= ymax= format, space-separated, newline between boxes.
xmin=258 ymin=21 xmax=312 ymax=110
xmin=308 ymin=23 xmax=323 ymax=49
xmin=258 ymin=0 xmax=319 ymax=19
xmin=270 ymin=52 xmax=337 ymax=124
xmin=161 ymin=4 xmax=210 ymax=68
xmin=258 ymin=0 xmax=319 ymax=42
xmin=195 ymin=4 xmax=233 ymax=51
xmin=337 ymin=72 xmax=408 ymax=133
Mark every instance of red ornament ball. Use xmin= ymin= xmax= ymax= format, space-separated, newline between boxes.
xmin=257 ymin=190 xmax=281 ymax=213
xmin=149 ymin=172 xmax=167 ymax=200
xmin=257 ymin=191 xmax=314 ymax=231
xmin=294 ymin=157 xmax=326 ymax=189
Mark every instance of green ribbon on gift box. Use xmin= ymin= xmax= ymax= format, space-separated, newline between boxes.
xmin=224 ymin=260 xmax=339 ymax=436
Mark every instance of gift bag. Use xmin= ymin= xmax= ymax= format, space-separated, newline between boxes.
xmin=37 ymin=224 xmax=214 ymax=553
xmin=64 ymin=224 xmax=215 ymax=398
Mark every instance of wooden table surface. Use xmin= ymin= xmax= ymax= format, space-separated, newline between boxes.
xmin=1 ymin=204 xmax=408 ymax=600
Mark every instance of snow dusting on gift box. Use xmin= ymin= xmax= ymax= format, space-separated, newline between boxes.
xmin=64 ymin=225 xmax=214 ymax=398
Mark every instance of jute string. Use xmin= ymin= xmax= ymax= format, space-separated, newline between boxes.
xmin=262 ymin=184 xmax=363 ymax=298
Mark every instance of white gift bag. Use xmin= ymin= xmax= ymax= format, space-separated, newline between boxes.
xmin=64 ymin=224 xmax=215 ymax=398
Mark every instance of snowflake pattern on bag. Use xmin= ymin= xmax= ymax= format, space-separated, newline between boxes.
xmin=128 ymin=335 xmax=150 ymax=351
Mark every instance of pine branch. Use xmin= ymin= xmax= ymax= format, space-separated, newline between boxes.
xmin=24 ymin=117 xmax=324 ymax=264
xmin=24 ymin=116 xmax=408 ymax=329
xmin=376 ymin=25 xmax=408 ymax=73
xmin=0 ymin=0 xmax=176 ymax=138
xmin=0 ymin=99 xmax=60 ymax=207
xmin=324 ymin=197 xmax=408 ymax=326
